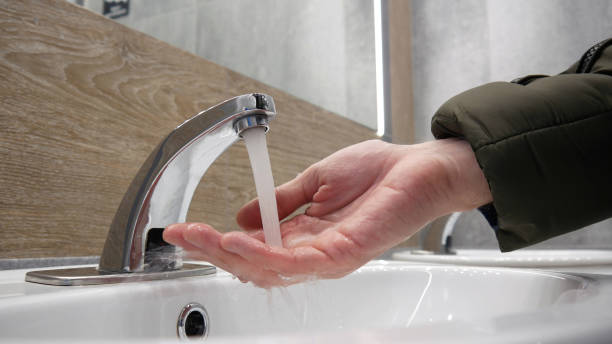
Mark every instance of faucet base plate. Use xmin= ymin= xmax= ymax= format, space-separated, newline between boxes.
xmin=25 ymin=263 xmax=216 ymax=286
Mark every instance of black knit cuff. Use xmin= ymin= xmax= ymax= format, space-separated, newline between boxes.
xmin=478 ymin=203 xmax=499 ymax=233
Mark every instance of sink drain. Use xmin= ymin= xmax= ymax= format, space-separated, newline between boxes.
xmin=177 ymin=303 xmax=209 ymax=340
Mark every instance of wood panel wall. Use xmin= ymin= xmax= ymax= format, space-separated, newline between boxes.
xmin=387 ymin=0 xmax=418 ymax=247
xmin=0 ymin=0 xmax=375 ymax=258
xmin=388 ymin=0 xmax=415 ymax=145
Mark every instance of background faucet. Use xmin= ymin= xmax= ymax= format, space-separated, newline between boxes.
xmin=419 ymin=212 xmax=462 ymax=254
xmin=440 ymin=212 xmax=462 ymax=254
xmin=98 ymin=94 xmax=276 ymax=274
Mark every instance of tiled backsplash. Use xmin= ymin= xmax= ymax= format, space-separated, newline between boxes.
xmin=453 ymin=210 xmax=612 ymax=250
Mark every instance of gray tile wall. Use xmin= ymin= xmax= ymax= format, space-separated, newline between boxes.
xmin=411 ymin=0 xmax=612 ymax=143
xmin=451 ymin=210 xmax=612 ymax=250
xmin=81 ymin=0 xmax=377 ymax=129
xmin=412 ymin=0 xmax=612 ymax=250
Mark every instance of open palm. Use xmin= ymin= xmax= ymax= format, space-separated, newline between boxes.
xmin=163 ymin=139 xmax=491 ymax=287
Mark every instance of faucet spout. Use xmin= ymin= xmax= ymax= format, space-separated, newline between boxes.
xmin=99 ymin=94 xmax=276 ymax=273
xmin=440 ymin=212 xmax=462 ymax=254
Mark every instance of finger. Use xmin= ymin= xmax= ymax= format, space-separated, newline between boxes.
xmin=247 ymin=229 xmax=266 ymax=242
xmin=180 ymin=224 xmax=287 ymax=287
xmin=165 ymin=223 xmax=224 ymax=264
xmin=306 ymin=175 xmax=376 ymax=218
xmin=237 ymin=167 xmax=320 ymax=230
xmin=165 ymin=224 xmax=275 ymax=284
xmin=220 ymin=231 xmax=329 ymax=276
xmin=164 ymin=223 xmax=206 ymax=252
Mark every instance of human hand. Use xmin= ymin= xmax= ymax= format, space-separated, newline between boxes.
xmin=163 ymin=139 xmax=492 ymax=288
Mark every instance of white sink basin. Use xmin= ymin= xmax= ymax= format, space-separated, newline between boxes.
xmin=393 ymin=249 xmax=612 ymax=271
xmin=1 ymin=261 xmax=611 ymax=343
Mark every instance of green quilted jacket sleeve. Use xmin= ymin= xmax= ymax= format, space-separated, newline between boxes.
xmin=431 ymin=39 xmax=612 ymax=252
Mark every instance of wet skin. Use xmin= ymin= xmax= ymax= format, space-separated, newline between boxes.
xmin=164 ymin=139 xmax=492 ymax=288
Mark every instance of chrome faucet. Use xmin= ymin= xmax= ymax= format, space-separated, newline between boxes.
xmin=99 ymin=93 xmax=276 ymax=273
xmin=26 ymin=93 xmax=276 ymax=285
xmin=419 ymin=212 xmax=462 ymax=254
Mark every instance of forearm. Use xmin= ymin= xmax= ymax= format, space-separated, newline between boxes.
xmin=421 ymin=138 xmax=493 ymax=212
xmin=431 ymin=60 xmax=612 ymax=251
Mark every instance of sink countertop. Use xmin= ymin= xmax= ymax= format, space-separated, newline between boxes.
xmin=1 ymin=261 xmax=612 ymax=343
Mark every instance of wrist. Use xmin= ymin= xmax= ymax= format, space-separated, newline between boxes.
xmin=387 ymin=138 xmax=492 ymax=224
xmin=432 ymin=138 xmax=493 ymax=211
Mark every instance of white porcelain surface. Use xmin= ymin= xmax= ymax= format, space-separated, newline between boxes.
xmin=1 ymin=261 xmax=612 ymax=343
xmin=393 ymin=249 xmax=612 ymax=271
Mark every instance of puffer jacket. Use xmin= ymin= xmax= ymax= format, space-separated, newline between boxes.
xmin=431 ymin=38 xmax=612 ymax=252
